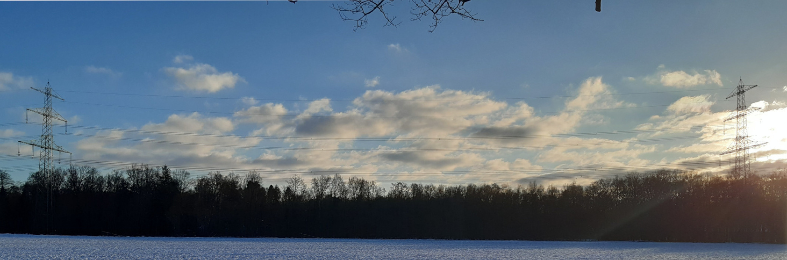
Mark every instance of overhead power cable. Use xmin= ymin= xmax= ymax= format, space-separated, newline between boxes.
xmin=4 ymin=153 xmax=783 ymax=182
xmin=57 ymin=131 xmax=723 ymax=153
xmin=58 ymin=86 xmax=781 ymax=103
xmin=61 ymin=99 xmax=734 ymax=119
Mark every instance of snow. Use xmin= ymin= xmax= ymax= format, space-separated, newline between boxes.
xmin=0 ymin=234 xmax=786 ymax=259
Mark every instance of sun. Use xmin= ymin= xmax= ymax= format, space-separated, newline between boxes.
xmin=746 ymin=101 xmax=787 ymax=165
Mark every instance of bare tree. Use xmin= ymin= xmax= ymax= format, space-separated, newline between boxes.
xmin=328 ymin=174 xmax=348 ymax=199
xmin=0 ymin=170 xmax=12 ymax=193
xmin=172 ymin=169 xmax=192 ymax=193
xmin=311 ymin=175 xmax=332 ymax=200
xmin=331 ymin=0 xmax=482 ymax=32
xmin=285 ymin=175 xmax=309 ymax=200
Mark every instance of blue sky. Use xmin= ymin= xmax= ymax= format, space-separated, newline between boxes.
xmin=1 ymin=1 xmax=787 ymax=186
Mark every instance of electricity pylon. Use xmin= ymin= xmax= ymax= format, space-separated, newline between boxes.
xmin=18 ymin=81 xmax=70 ymax=233
xmin=720 ymin=78 xmax=763 ymax=178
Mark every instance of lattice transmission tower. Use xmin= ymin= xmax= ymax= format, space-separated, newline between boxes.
xmin=720 ymin=78 xmax=763 ymax=178
xmin=18 ymin=82 xmax=70 ymax=232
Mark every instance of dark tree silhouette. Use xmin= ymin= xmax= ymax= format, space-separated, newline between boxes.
xmin=2 ymin=165 xmax=787 ymax=243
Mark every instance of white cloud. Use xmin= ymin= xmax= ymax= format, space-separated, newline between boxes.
xmin=783 ymin=86 xmax=787 ymax=92
xmin=635 ymin=94 xmax=726 ymax=138
xmin=235 ymin=103 xmax=288 ymax=124
xmin=328 ymin=86 xmax=505 ymax=137
xmin=70 ymin=76 xmax=787 ymax=186
xmin=387 ymin=43 xmax=407 ymax=53
xmin=172 ymin=55 xmax=194 ymax=64
xmin=0 ymin=72 xmax=34 ymax=91
xmin=474 ymin=77 xmax=631 ymax=145
xmin=241 ymin=97 xmax=259 ymax=106
xmin=143 ymin=113 xmax=234 ymax=134
xmin=538 ymin=145 xmax=655 ymax=166
xmin=85 ymin=66 xmax=121 ymax=77
xmin=163 ymin=63 xmax=244 ymax=93
xmin=302 ymin=98 xmax=332 ymax=115
xmin=483 ymin=158 xmax=542 ymax=172
xmin=666 ymin=142 xmax=726 ymax=154
xmin=364 ymin=76 xmax=380 ymax=88
xmin=645 ymin=65 xmax=722 ymax=88
xmin=667 ymin=95 xmax=714 ymax=115
xmin=0 ymin=129 xmax=24 ymax=138
xmin=76 ymin=113 xmax=260 ymax=170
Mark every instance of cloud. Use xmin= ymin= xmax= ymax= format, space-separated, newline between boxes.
xmin=0 ymin=129 xmax=24 ymax=138
xmin=234 ymin=86 xmax=507 ymax=140
xmin=163 ymin=63 xmax=244 ymax=93
xmin=143 ymin=112 xmax=234 ymax=134
xmin=241 ymin=97 xmax=259 ymax=106
xmin=288 ymin=86 xmax=507 ymax=139
xmin=387 ymin=43 xmax=407 ymax=53
xmin=238 ymin=87 xmax=512 ymax=175
xmin=666 ymin=142 xmax=726 ymax=154
xmin=666 ymin=95 xmax=714 ymax=115
xmin=472 ymin=77 xmax=629 ymax=145
xmin=645 ymin=65 xmax=722 ymax=88
xmin=483 ymin=158 xmax=542 ymax=172
xmin=172 ymin=55 xmax=194 ymax=64
xmin=85 ymin=66 xmax=121 ymax=77
xmin=0 ymin=72 xmax=34 ymax=91
xmin=373 ymin=138 xmax=486 ymax=171
xmin=364 ymin=76 xmax=380 ymax=88
xmin=70 ymin=76 xmax=787 ymax=187
xmin=234 ymin=103 xmax=289 ymax=135
xmin=303 ymin=98 xmax=332 ymax=115
xmin=491 ymin=102 xmax=534 ymax=127
xmin=635 ymin=112 xmax=723 ymax=138
xmin=76 ymin=113 xmax=261 ymax=170
xmin=381 ymin=152 xmax=484 ymax=171
xmin=536 ymin=136 xmax=655 ymax=164
xmin=753 ymin=100 xmax=787 ymax=112
xmin=565 ymin=77 xmax=625 ymax=110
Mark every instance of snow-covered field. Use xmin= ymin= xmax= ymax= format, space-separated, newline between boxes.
xmin=1 ymin=234 xmax=786 ymax=259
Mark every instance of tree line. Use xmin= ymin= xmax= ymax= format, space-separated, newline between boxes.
xmin=1 ymin=165 xmax=786 ymax=243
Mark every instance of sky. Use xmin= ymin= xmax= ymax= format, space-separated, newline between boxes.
xmin=1 ymin=1 xmax=787 ymax=187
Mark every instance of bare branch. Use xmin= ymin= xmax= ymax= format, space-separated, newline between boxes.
xmin=332 ymin=0 xmax=401 ymax=31
xmin=411 ymin=0 xmax=483 ymax=32
xmin=332 ymin=0 xmax=481 ymax=32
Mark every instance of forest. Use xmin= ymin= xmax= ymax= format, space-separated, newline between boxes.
xmin=1 ymin=165 xmax=786 ymax=243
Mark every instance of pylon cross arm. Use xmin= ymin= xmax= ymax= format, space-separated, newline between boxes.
xmin=720 ymin=142 xmax=766 ymax=155
xmin=724 ymin=107 xmax=761 ymax=122
xmin=18 ymin=140 xmax=71 ymax=154
xmin=26 ymin=108 xmax=67 ymax=123
xmin=30 ymin=86 xmax=64 ymax=101
xmin=725 ymin=84 xmax=758 ymax=99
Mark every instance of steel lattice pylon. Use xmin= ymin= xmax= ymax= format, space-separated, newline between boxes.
xmin=721 ymin=78 xmax=763 ymax=178
xmin=18 ymin=82 xmax=70 ymax=232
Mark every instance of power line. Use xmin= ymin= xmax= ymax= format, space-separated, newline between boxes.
xmin=4 ymin=119 xmax=731 ymax=142
xmin=60 ymin=99 xmax=732 ymax=119
xmin=57 ymin=131 xmax=719 ymax=152
xmin=58 ymin=122 xmax=717 ymax=141
xmin=1 ymin=153 xmax=778 ymax=181
xmin=58 ymin=86 xmax=749 ymax=103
